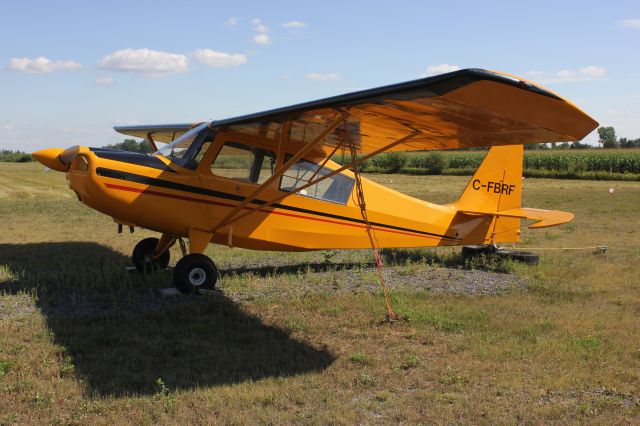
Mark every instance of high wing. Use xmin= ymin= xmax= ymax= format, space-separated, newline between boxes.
xmin=112 ymin=69 xmax=597 ymax=154
xmin=114 ymin=123 xmax=202 ymax=144
xmin=211 ymin=68 xmax=598 ymax=154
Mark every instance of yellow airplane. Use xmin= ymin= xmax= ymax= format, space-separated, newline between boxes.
xmin=33 ymin=69 xmax=597 ymax=294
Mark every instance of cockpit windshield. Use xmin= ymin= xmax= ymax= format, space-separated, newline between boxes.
xmin=154 ymin=122 xmax=210 ymax=161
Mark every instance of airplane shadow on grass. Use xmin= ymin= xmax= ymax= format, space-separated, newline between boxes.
xmin=0 ymin=242 xmax=335 ymax=397
xmin=218 ymin=248 xmax=468 ymax=279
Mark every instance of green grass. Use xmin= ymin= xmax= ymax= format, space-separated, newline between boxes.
xmin=1 ymin=163 xmax=639 ymax=424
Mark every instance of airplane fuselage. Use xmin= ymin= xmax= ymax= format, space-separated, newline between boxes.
xmin=62 ymin=146 xmax=503 ymax=251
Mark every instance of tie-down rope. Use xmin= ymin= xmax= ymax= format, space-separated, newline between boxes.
xmin=343 ymin=115 xmax=402 ymax=322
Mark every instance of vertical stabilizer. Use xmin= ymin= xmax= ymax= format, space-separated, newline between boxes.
xmin=454 ymin=145 xmax=523 ymax=213
xmin=453 ymin=145 xmax=524 ymax=244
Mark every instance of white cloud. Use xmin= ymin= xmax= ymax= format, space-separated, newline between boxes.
xmin=283 ymin=21 xmax=306 ymax=28
xmin=306 ymin=72 xmax=342 ymax=81
xmin=192 ymin=49 xmax=247 ymax=68
xmin=618 ymin=19 xmax=640 ymax=28
xmin=605 ymin=109 xmax=617 ymax=115
xmin=580 ymin=65 xmax=605 ymax=77
xmin=96 ymin=76 xmax=113 ymax=85
xmin=526 ymin=66 xmax=606 ymax=84
xmin=424 ymin=64 xmax=460 ymax=76
xmin=99 ymin=48 xmax=188 ymax=77
xmin=253 ymin=34 xmax=271 ymax=45
xmin=251 ymin=18 xmax=269 ymax=33
xmin=556 ymin=69 xmax=574 ymax=78
xmin=249 ymin=18 xmax=271 ymax=45
xmin=7 ymin=57 xmax=82 ymax=74
xmin=225 ymin=17 xmax=239 ymax=27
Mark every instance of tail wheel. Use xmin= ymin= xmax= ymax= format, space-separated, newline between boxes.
xmin=173 ymin=253 xmax=218 ymax=294
xmin=495 ymin=249 xmax=540 ymax=265
xmin=132 ymin=237 xmax=170 ymax=272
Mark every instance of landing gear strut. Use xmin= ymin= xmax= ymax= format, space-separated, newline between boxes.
xmin=131 ymin=232 xmax=218 ymax=293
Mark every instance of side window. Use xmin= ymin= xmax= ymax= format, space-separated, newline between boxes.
xmin=279 ymin=157 xmax=354 ymax=204
xmin=210 ymin=142 xmax=276 ymax=184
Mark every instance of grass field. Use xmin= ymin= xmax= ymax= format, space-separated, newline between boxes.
xmin=1 ymin=162 xmax=639 ymax=424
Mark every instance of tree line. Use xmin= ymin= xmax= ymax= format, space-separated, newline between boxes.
xmin=597 ymin=126 xmax=640 ymax=148
xmin=102 ymin=138 xmax=153 ymax=153
xmin=1 ymin=126 xmax=639 ymax=163
xmin=0 ymin=149 xmax=33 ymax=162
xmin=0 ymin=139 xmax=152 ymax=162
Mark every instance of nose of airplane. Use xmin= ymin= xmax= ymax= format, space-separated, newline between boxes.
xmin=32 ymin=146 xmax=80 ymax=172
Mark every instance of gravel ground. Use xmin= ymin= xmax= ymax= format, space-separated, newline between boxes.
xmin=220 ymin=262 xmax=527 ymax=301
xmin=1 ymin=254 xmax=527 ymax=319
xmin=0 ymin=294 xmax=37 ymax=320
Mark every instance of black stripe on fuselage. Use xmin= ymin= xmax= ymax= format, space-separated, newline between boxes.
xmin=95 ymin=167 xmax=460 ymax=241
xmin=90 ymin=148 xmax=176 ymax=172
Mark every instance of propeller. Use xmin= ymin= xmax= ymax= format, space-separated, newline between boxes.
xmin=59 ymin=145 xmax=80 ymax=165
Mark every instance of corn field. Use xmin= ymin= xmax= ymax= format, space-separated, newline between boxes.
xmin=334 ymin=149 xmax=640 ymax=179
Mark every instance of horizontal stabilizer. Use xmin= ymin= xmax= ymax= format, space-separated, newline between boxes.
xmin=460 ymin=207 xmax=574 ymax=229
xmin=113 ymin=123 xmax=200 ymax=143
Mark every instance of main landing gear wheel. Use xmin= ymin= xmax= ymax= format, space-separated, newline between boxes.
xmin=132 ymin=237 xmax=170 ymax=272
xmin=173 ymin=253 xmax=218 ymax=294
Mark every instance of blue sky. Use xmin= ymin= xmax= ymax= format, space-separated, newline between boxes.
xmin=1 ymin=0 xmax=639 ymax=151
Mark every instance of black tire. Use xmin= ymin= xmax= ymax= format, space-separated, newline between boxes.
xmin=495 ymin=249 xmax=540 ymax=265
xmin=132 ymin=237 xmax=170 ymax=272
xmin=173 ymin=253 xmax=217 ymax=294
xmin=461 ymin=245 xmax=493 ymax=259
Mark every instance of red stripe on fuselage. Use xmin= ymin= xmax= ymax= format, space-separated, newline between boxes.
xmin=103 ymin=182 xmax=443 ymax=241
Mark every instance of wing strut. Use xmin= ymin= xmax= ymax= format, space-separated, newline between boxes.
xmin=208 ymin=109 xmax=416 ymax=321
xmin=209 ymin=109 xmax=418 ymax=320
xmin=215 ymin=123 xmax=420 ymax=233
xmin=146 ymin=132 xmax=158 ymax=152
xmin=210 ymin=112 xmax=343 ymax=233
